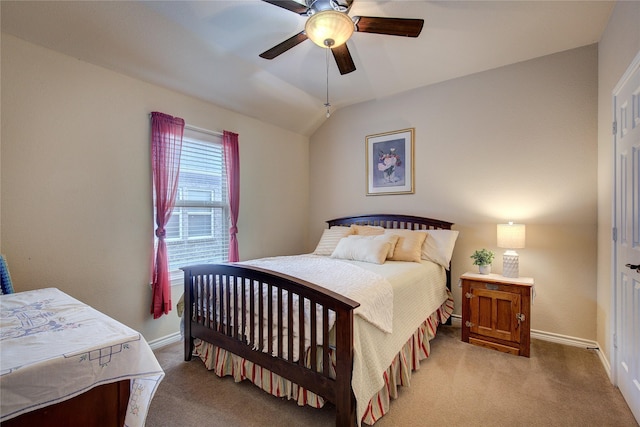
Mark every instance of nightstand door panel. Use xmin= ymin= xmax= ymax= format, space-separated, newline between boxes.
xmin=470 ymin=287 xmax=521 ymax=342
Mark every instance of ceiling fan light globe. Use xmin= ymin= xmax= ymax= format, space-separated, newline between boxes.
xmin=305 ymin=10 xmax=354 ymax=48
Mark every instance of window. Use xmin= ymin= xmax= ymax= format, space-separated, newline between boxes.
xmin=157 ymin=126 xmax=229 ymax=278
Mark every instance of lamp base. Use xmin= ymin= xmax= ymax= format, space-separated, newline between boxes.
xmin=502 ymin=251 xmax=519 ymax=278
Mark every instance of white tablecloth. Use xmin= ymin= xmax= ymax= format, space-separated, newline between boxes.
xmin=0 ymin=288 xmax=164 ymax=426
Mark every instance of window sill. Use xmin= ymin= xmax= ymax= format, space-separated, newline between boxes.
xmin=170 ymin=271 xmax=183 ymax=289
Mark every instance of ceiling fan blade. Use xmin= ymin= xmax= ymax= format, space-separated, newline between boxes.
xmin=331 ymin=43 xmax=356 ymax=75
xmin=261 ymin=0 xmax=308 ymax=15
xmin=259 ymin=31 xmax=308 ymax=60
xmin=354 ymin=16 xmax=424 ymax=37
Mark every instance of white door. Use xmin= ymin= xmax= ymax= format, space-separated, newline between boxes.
xmin=613 ymin=50 xmax=640 ymax=423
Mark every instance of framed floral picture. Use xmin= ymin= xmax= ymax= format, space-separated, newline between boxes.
xmin=365 ymin=128 xmax=415 ymax=195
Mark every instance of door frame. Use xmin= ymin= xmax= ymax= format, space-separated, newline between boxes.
xmin=611 ymin=49 xmax=640 ymax=388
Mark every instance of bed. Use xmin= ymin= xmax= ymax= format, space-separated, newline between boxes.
xmin=0 ymin=288 xmax=165 ymax=427
xmin=182 ymin=214 xmax=457 ymax=426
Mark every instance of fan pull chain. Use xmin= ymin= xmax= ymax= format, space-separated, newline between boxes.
xmin=324 ymin=41 xmax=332 ymax=118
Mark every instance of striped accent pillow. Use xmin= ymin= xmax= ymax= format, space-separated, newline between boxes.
xmin=313 ymin=226 xmax=353 ymax=256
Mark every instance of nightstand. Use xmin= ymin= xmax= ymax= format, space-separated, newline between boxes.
xmin=460 ymin=272 xmax=534 ymax=357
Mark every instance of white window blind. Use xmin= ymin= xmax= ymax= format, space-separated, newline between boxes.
xmin=159 ymin=126 xmax=229 ymax=274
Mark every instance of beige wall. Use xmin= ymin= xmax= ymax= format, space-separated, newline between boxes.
xmin=0 ymin=35 xmax=310 ymax=342
xmin=596 ymin=1 xmax=640 ymax=369
xmin=4 ymin=4 xmax=636 ymax=354
xmin=310 ymin=45 xmax=599 ymax=340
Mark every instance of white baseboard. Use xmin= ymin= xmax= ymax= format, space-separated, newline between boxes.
xmin=596 ymin=344 xmax=612 ymax=381
xmin=449 ymin=314 xmax=611 ymax=378
xmin=530 ymin=329 xmax=598 ymax=348
xmin=148 ymin=331 xmax=182 ymax=350
xmin=450 ymin=313 xmax=462 ymax=327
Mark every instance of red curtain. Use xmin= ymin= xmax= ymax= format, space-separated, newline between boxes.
xmin=223 ymin=131 xmax=240 ymax=262
xmin=150 ymin=112 xmax=184 ymax=319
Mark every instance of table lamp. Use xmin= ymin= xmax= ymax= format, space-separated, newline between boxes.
xmin=497 ymin=222 xmax=525 ymax=278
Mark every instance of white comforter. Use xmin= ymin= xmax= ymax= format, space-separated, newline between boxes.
xmin=347 ymin=258 xmax=448 ymax=425
xmin=246 ymin=255 xmax=449 ymax=425
xmin=243 ymin=255 xmax=394 ymax=332
xmin=239 ymin=255 xmax=393 ymax=360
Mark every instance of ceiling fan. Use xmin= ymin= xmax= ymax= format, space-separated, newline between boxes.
xmin=259 ymin=0 xmax=424 ymax=75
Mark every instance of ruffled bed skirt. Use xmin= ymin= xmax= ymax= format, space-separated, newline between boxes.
xmin=193 ymin=294 xmax=454 ymax=425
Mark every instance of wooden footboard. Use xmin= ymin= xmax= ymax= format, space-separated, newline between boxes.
xmin=182 ymin=263 xmax=360 ymax=426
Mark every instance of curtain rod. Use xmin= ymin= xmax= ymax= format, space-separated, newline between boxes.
xmin=148 ymin=113 xmax=223 ymax=137
xmin=184 ymin=124 xmax=223 ymax=137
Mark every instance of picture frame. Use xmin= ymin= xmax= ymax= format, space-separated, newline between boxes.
xmin=365 ymin=128 xmax=415 ymax=195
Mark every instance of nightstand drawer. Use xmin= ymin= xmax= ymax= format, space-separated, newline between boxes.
xmin=469 ymin=337 xmax=520 ymax=355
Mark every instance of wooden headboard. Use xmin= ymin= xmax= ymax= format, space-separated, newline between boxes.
xmin=327 ymin=214 xmax=453 ymax=231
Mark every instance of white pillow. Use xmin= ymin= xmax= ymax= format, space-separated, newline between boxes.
xmin=345 ymin=234 xmax=400 ymax=258
xmin=421 ymin=229 xmax=459 ymax=269
xmin=384 ymin=229 xmax=427 ymax=262
xmin=330 ymin=236 xmax=392 ymax=264
xmin=313 ymin=226 xmax=353 ymax=255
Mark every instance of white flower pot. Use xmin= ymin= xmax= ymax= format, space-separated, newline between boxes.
xmin=478 ymin=264 xmax=491 ymax=275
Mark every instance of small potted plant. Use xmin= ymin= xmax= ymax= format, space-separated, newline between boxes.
xmin=470 ymin=248 xmax=494 ymax=274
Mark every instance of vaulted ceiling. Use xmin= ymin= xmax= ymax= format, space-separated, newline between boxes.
xmin=1 ymin=1 xmax=614 ymax=136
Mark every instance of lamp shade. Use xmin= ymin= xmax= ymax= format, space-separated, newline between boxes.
xmin=305 ymin=10 xmax=354 ymax=48
xmin=497 ymin=223 xmax=525 ymax=249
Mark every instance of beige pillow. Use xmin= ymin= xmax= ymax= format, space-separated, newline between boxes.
xmin=313 ymin=226 xmax=353 ymax=255
xmin=330 ymin=236 xmax=391 ymax=264
xmin=345 ymin=234 xmax=399 ymax=259
xmin=385 ymin=229 xmax=427 ymax=262
xmin=351 ymin=224 xmax=385 ymax=236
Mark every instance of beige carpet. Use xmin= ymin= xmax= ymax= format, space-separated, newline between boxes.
xmin=147 ymin=326 xmax=638 ymax=426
